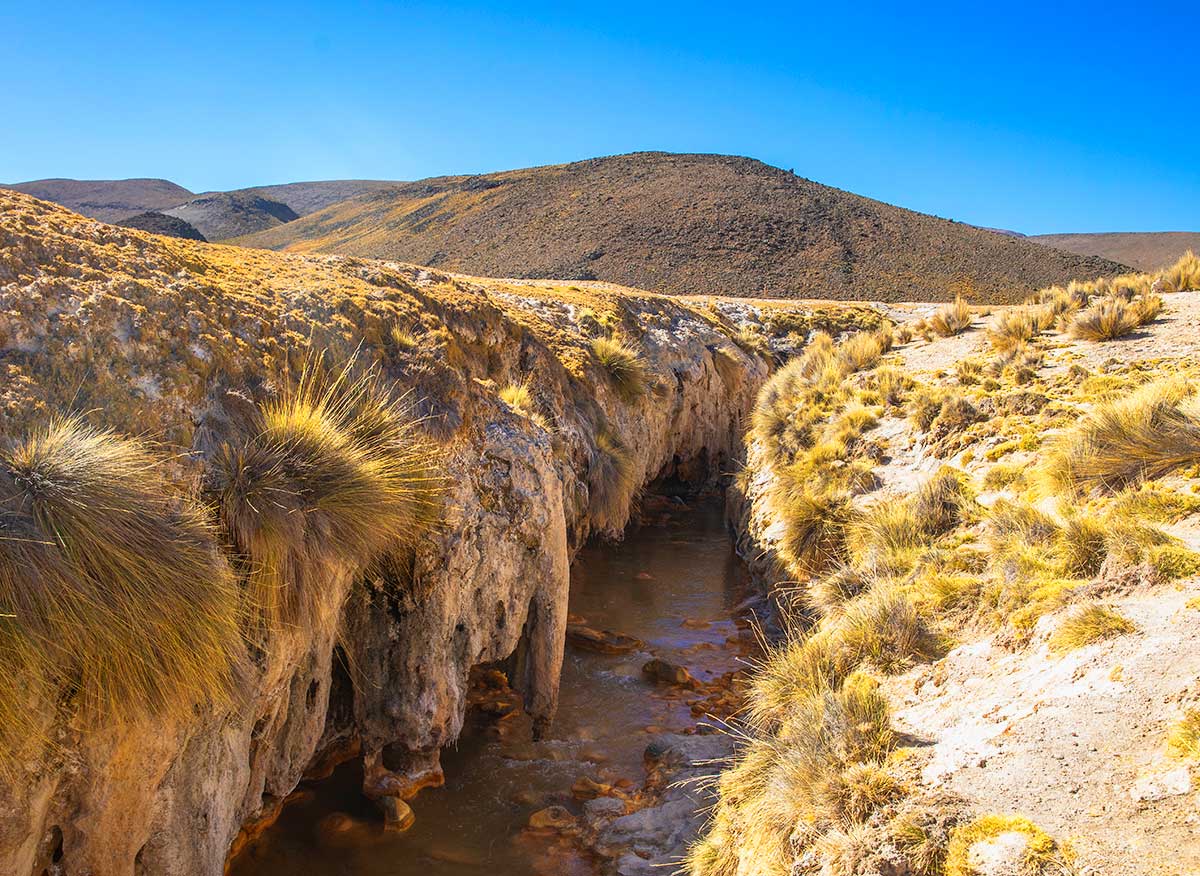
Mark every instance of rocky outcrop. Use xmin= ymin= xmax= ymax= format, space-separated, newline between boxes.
xmin=0 ymin=191 xmax=869 ymax=875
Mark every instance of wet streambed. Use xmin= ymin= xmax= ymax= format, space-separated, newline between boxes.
xmin=229 ymin=498 xmax=749 ymax=876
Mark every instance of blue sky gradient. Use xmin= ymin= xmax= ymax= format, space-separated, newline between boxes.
xmin=4 ymin=1 xmax=1197 ymax=233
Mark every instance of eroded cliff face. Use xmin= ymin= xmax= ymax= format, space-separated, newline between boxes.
xmin=0 ymin=192 xmax=876 ymax=875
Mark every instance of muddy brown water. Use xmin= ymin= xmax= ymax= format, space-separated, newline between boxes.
xmin=229 ymin=499 xmax=749 ymax=876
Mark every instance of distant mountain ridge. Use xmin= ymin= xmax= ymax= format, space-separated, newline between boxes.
xmin=3 ymin=178 xmax=195 ymax=223
xmin=0 ymin=177 xmax=393 ymax=240
xmin=1030 ymin=232 xmax=1200 ymax=272
xmin=235 ymin=152 xmax=1128 ymax=302
xmin=5 ymin=155 xmax=1135 ymax=300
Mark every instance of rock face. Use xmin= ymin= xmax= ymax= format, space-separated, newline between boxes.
xmin=0 ymin=191 xmax=863 ymax=875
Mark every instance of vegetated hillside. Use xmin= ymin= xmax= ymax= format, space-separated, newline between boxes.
xmin=235 ymin=152 xmax=1129 ymax=303
xmin=117 ymin=210 xmax=207 ymax=241
xmin=162 ymin=191 xmax=299 ymax=241
xmin=1033 ymin=231 xmax=1200 ymax=272
xmin=1 ymin=177 xmax=194 ymax=222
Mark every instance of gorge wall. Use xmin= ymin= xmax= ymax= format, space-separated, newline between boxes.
xmin=0 ymin=191 xmax=881 ymax=875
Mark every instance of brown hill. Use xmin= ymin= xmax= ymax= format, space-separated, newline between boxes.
xmin=1 ymin=177 xmax=194 ymax=222
xmin=162 ymin=192 xmax=299 ymax=241
xmin=235 ymin=152 xmax=1128 ymax=303
xmin=116 ymin=211 xmax=207 ymax=241
xmin=1031 ymin=231 xmax=1200 ymax=272
xmin=234 ymin=180 xmax=399 ymax=216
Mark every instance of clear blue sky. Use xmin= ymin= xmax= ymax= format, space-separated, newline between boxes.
xmin=4 ymin=1 xmax=1197 ymax=234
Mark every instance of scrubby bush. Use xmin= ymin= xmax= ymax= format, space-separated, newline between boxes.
xmin=591 ymin=336 xmax=648 ymax=402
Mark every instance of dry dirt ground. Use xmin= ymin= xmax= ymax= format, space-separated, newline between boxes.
xmin=870 ymin=292 xmax=1200 ymax=875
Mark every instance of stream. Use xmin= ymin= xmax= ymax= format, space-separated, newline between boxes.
xmin=228 ymin=497 xmax=751 ymax=876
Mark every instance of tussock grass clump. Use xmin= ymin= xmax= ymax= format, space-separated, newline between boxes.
xmin=836 ymin=330 xmax=887 ymax=375
xmin=775 ymin=489 xmax=856 ymax=579
xmin=834 ymin=587 xmax=945 ymax=672
xmin=930 ymin=297 xmax=973 ymax=337
xmin=1167 ymin=708 xmax=1200 ymax=759
xmin=815 ymin=759 xmax=904 ymax=827
xmin=944 ymin=815 xmax=1071 ymax=876
xmin=1050 ymin=604 xmax=1136 ymax=653
xmin=588 ymin=427 xmax=637 ymax=535
xmin=0 ymin=417 xmax=243 ymax=770
xmin=1041 ymin=380 xmax=1200 ymax=494
xmin=499 ymin=379 xmax=549 ymax=429
xmin=1148 ymin=544 xmax=1200 ymax=580
xmin=1160 ymin=249 xmax=1200 ymax=293
xmin=211 ymin=364 xmax=444 ymax=630
xmin=1068 ymin=293 xmax=1160 ymax=341
xmin=591 ymin=336 xmax=647 ymax=403
xmin=986 ymin=308 xmax=1040 ymax=352
xmin=911 ymin=467 xmax=977 ymax=536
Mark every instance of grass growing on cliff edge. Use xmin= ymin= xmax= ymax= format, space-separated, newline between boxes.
xmin=0 ymin=417 xmax=243 ymax=771
xmin=1049 ymin=604 xmax=1136 ymax=653
xmin=591 ymin=336 xmax=647 ymax=403
xmin=210 ymin=363 xmax=445 ymax=630
xmin=588 ymin=427 xmax=637 ymax=536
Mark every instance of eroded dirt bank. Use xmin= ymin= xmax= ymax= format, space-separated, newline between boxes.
xmin=0 ymin=191 xmax=881 ymax=876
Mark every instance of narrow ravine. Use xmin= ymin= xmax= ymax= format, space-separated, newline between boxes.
xmin=228 ymin=497 xmax=753 ymax=876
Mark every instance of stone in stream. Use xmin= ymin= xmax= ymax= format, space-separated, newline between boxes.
xmin=566 ymin=623 xmax=644 ymax=654
xmin=377 ymin=797 xmax=415 ymax=831
xmin=642 ymin=658 xmax=698 ymax=688
xmin=571 ymin=775 xmax=615 ymax=800
xmin=528 ymin=805 xmax=577 ymax=830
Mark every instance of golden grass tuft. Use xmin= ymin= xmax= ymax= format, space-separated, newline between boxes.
xmin=210 ymin=362 xmax=444 ymax=630
xmin=837 ymin=330 xmax=887 ymax=375
xmin=1159 ymin=249 xmax=1200 ymax=293
xmin=1067 ymin=293 xmax=1160 ymax=341
xmin=986 ymin=308 xmax=1040 ymax=351
xmin=591 ymin=336 xmax=648 ymax=403
xmin=774 ymin=489 xmax=855 ymax=579
xmin=944 ymin=815 xmax=1070 ymax=876
xmin=588 ymin=427 xmax=637 ymax=535
xmin=930 ymin=297 xmax=973 ymax=337
xmin=1167 ymin=708 xmax=1200 ymax=759
xmin=0 ymin=417 xmax=243 ymax=772
xmin=911 ymin=467 xmax=976 ymax=536
xmin=1050 ymin=604 xmax=1136 ymax=653
xmin=1040 ymin=380 xmax=1200 ymax=494
xmin=499 ymin=379 xmax=549 ymax=429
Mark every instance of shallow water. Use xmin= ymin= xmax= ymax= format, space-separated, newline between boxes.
xmin=229 ymin=499 xmax=747 ymax=876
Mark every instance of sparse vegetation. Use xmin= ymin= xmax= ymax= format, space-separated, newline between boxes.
xmin=944 ymin=814 xmax=1071 ymax=876
xmin=986 ymin=307 xmax=1040 ymax=351
xmin=1167 ymin=708 xmax=1200 ymax=759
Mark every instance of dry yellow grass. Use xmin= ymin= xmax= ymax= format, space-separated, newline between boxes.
xmin=591 ymin=335 xmax=648 ymax=402
xmin=929 ymin=297 xmax=973 ymax=337
xmin=0 ymin=417 xmax=243 ymax=775
xmin=588 ymin=427 xmax=637 ymax=534
xmin=210 ymin=361 xmax=445 ymax=631
xmin=1041 ymin=380 xmax=1200 ymax=494
xmin=1050 ymin=604 xmax=1136 ymax=653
